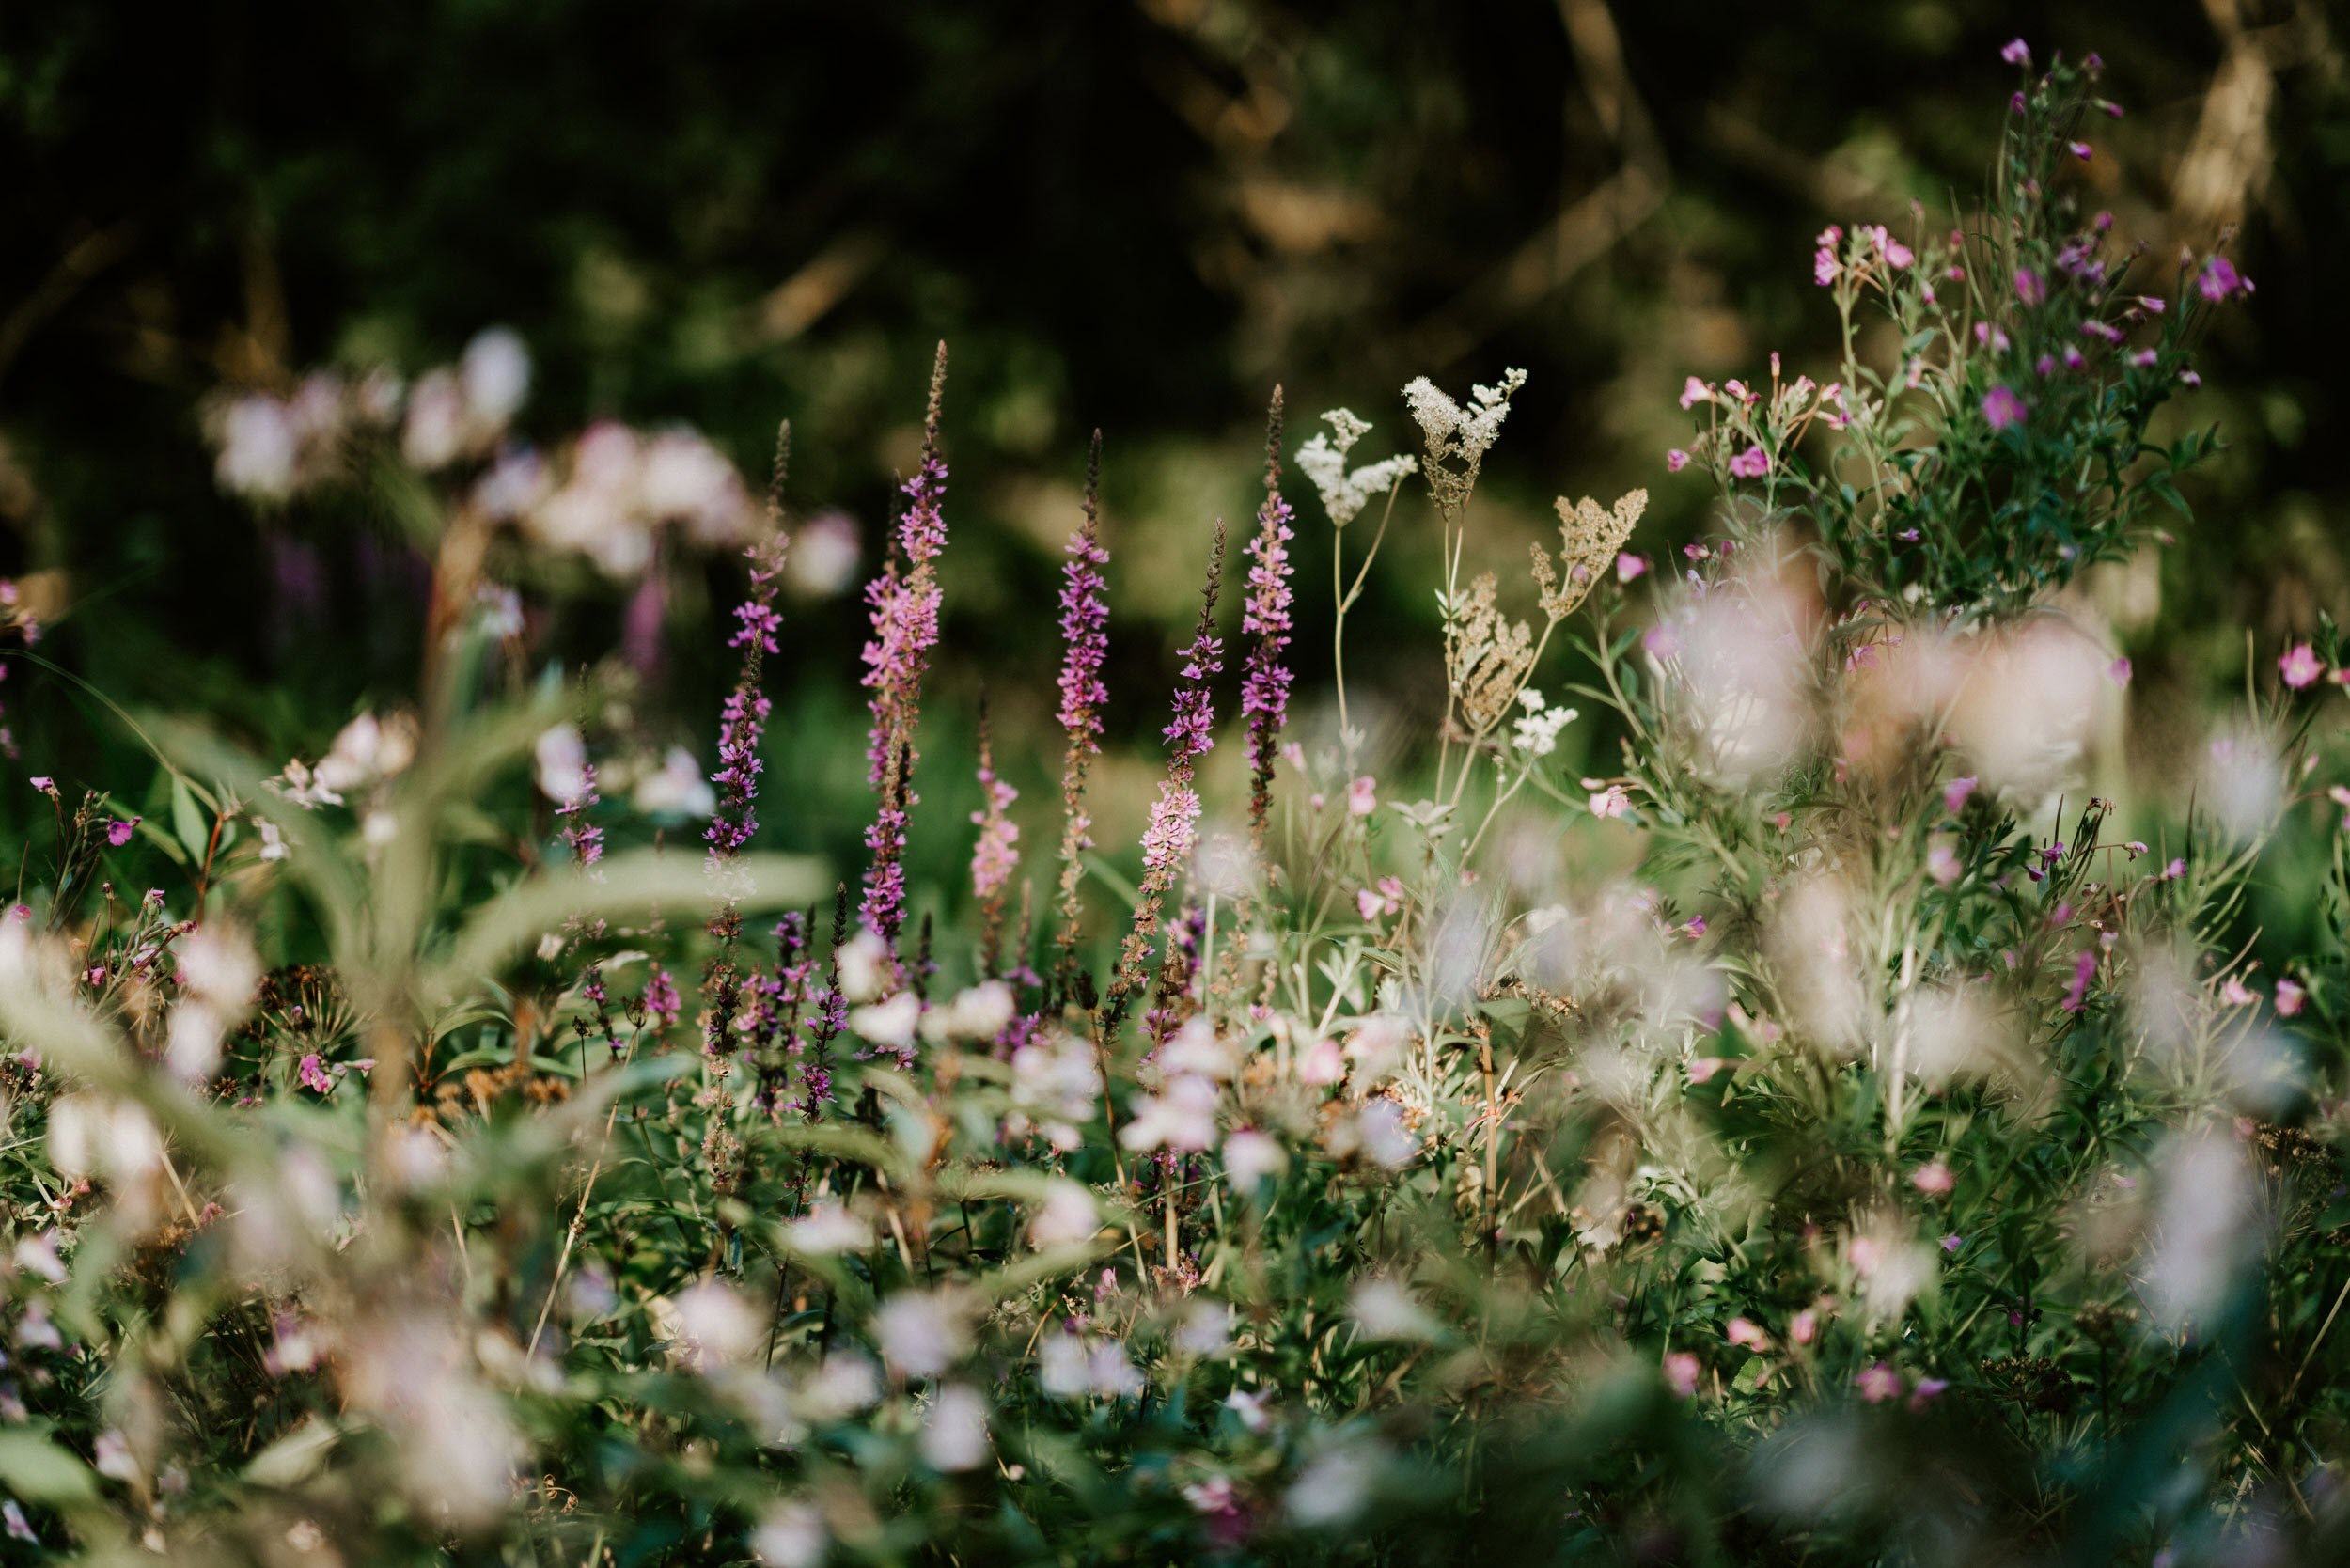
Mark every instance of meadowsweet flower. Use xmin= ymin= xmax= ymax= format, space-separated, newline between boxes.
xmin=1512 ymin=688 xmax=1577 ymax=755
xmin=2280 ymin=643 xmax=2322 ymax=689
xmin=1240 ymin=391 xmax=1295 ymax=849
xmin=1727 ymin=445 xmax=1769 ymax=478
xmin=1295 ymin=408 xmax=1418 ymax=527
xmin=1404 ymin=368 xmax=1526 ymax=520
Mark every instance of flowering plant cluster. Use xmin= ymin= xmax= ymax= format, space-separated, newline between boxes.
xmin=1 ymin=43 xmax=2346 ymax=1568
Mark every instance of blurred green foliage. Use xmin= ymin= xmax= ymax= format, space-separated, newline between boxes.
xmin=0 ymin=0 xmax=2342 ymax=923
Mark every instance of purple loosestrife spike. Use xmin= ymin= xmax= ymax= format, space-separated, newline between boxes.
xmin=705 ymin=423 xmax=791 ymax=867
xmin=969 ymin=695 xmax=1020 ymax=973
xmin=1240 ymin=388 xmax=1293 ymax=854
xmin=702 ymin=422 xmax=790 ymax=1093
xmin=858 ymin=345 xmax=951 ymax=953
xmin=558 ymin=762 xmax=603 ymax=870
xmin=1104 ymin=519 xmax=1225 ymax=1033
xmin=1053 ymin=432 xmax=1111 ymax=996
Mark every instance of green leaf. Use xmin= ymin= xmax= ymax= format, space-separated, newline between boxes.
xmin=0 ymin=1429 xmax=100 ymax=1504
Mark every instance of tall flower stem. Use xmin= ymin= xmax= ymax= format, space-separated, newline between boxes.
xmin=1050 ymin=432 xmax=1111 ymax=1000
xmin=1103 ymin=521 xmax=1225 ymax=1037
xmin=857 ymin=344 xmax=952 ymax=964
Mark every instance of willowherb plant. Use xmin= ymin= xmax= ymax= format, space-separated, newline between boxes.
xmin=2 ymin=39 xmax=2348 ymax=1568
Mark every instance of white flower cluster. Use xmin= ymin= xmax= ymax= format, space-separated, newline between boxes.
xmin=1511 ymin=687 xmax=1578 ymax=756
xmin=1295 ymin=408 xmax=1419 ymax=527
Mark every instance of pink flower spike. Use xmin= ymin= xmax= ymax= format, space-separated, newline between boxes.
xmin=106 ymin=818 xmax=139 ymax=848
xmin=1616 ymin=553 xmax=1649 ymax=584
xmin=1665 ymin=447 xmax=1690 ymax=473
xmin=2280 ymin=643 xmax=2323 ymax=689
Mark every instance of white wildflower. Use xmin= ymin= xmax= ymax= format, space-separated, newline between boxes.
xmin=1296 ymin=409 xmax=1419 ymax=527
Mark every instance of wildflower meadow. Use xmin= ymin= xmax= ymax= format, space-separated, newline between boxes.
xmin=3 ymin=24 xmax=2348 ymax=1568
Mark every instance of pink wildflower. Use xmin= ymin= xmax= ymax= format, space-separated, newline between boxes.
xmin=1617 ymin=553 xmax=1648 ymax=583
xmin=2000 ymin=38 xmax=2030 ymax=67
xmin=2275 ymin=979 xmax=2305 ymax=1017
xmin=1665 ymin=447 xmax=1690 ymax=473
xmin=1663 ymin=1352 xmax=1701 ymax=1399
xmin=1347 ymin=776 xmax=1376 ymax=818
xmin=1239 ymin=392 xmax=1295 ymax=850
xmin=1727 ymin=445 xmax=1769 ymax=479
xmin=1910 ymin=1161 xmax=1955 ymax=1196
xmin=106 ymin=818 xmax=139 ymax=848
xmin=1982 ymin=385 xmax=2028 ymax=431
xmin=2279 ymin=643 xmax=2322 ymax=689
xmin=1856 ymin=1362 xmax=1904 ymax=1403
xmin=1677 ymin=376 xmax=1713 ymax=410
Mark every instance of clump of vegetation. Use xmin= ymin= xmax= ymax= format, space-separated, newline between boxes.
xmin=1 ymin=42 xmax=2344 ymax=1568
